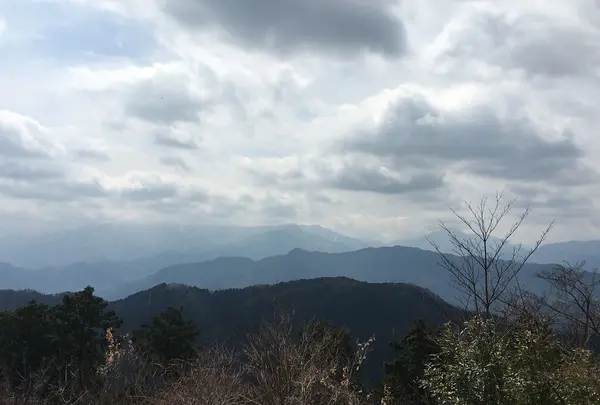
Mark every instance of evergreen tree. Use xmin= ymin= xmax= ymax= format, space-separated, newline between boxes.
xmin=0 ymin=287 xmax=122 ymax=398
xmin=381 ymin=319 xmax=440 ymax=405
xmin=0 ymin=301 xmax=56 ymax=390
xmin=133 ymin=306 xmax=199 ymax=363
xmin=51 ymin=286 xmax=122 ymax=388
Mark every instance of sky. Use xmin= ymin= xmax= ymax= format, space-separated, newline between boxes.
xmin=0 ymin=0 xmax=599 ymax=244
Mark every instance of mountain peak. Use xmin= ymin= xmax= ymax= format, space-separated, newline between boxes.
xmin=287 ymin=247 xmax=308 ymax=255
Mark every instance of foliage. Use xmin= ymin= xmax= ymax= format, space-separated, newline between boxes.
xmin=51 ymin=286 xmax=123 ymax=386
xmin=421 ymin=315 xmax=600 ymax=405
xmin=0 ymin=286 xmax=122 ymax=402
xmin=132 ymin=306 xmax=199 ymax=364
xmin=0 ymin=301 xmax=56 ymax=391
xmin=381 ymin=319 xmax=440 ymax=405
xmin=2 ymin=257 xmax=600 ymax=404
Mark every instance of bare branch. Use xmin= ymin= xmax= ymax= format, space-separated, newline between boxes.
xmin=429 ymin=192 xmax=553 ymax=318
xmin=537 ymin=261 xmax=600 ymax=347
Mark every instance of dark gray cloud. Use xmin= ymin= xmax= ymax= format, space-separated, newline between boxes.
xmin=326 ymin=167 xmax=445 ymax=195
xmin=187 ymin=189 xmax=211 ymax=203
xmin=509 ymin=184 xmax=596 ymax=219
xmin=246 ymin=156 xmax=445 ymax=197
xmin=340 ymin=93 xmax=593 ymax=185
xmin=124 ymin=75 xmax=203 ymax=124
xmin=154 ymin=133 xmax=200 ymax=150
xmin=508 ymin=29 xmax=599 ymax=78
xmin=160 ymin=156 xmax=191 ymax=172
xmin=445 ymin=10 xmax=600 ymax=79
xmin=163 ymin=0 xmax=406 ymax=57
xmin=0 ymin=175 xmax=179 ymax=204
xmin=0 ymin=161 xmax=64 ymax=182
xmin=0 ymin=180 xmax=108 ymax=202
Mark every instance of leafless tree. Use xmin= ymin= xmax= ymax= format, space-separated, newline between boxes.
xmin=428 ymin=192 xmax=553 ymax=318
xmin=243 ymin=312 xmax=373 ymax=405
xmin=537 ymin=261 xmax=600 ymax=347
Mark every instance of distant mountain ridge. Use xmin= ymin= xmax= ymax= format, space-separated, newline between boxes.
xmin=392 ymin=229 xmax=522 ymax=254
xmin=0 ymin=223 xmax=373 ymax=269
xmin=394 ymin=229 xmax=600 ymax=271
xmin=0 ymin=224 xmax=373 ymax=293
xmin=1 ymin=223 xmax=599 ymax=302
xmin=531 ymin=240 xmax=600 ymax=271
xmin=108 ymin=245 xmax=557 ymax=305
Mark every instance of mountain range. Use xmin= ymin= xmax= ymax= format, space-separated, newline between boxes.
xmin=0 ymin=223 xmax=371 ymax=269
xmin=108 ymin=245 xmax=560 ymax=304
xmin=0 ymin=223 xmax=599 ymax=304
xmin=0 ymin=223 xmax=370 ymax=293
xmin=394 ymin=229 xmax=600 ymax=270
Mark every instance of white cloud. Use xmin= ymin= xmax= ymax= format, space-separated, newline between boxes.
xmin=0 ymin=110 xmax=66 ymax=158
xmin=0 ymin=0 xmax=599 ymax=244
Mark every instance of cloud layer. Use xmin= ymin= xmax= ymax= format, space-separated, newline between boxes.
xmin=0 ymin=0 xmax=599 ymax=242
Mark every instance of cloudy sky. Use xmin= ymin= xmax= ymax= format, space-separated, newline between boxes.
xmin=0 ymin=0 xmax=599 ymax=243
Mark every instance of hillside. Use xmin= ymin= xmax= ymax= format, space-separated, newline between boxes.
xmin=110 ymin=245 xmax=557 ymax=305
xmin=0 ymin=277 xmax=461 ymax=385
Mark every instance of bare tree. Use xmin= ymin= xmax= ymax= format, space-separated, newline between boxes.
xmin=537 ymin=261 xmax=600 ymax=347
xmin=428 ymin=192 xmax=553 ymax=318
xmin=243 ymin=312 xmax=373 ymax=405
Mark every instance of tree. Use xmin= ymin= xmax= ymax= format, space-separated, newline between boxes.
xmin=301 ymin=321 xmax=353 ymax=365
xmin=537 ymin=261 xmax=600 ymax=348
xmin=381 ymin=319 xmax=440 ymax=405
xmin=0 ymin=287 xmax=122 ymax=401
xmin=0 ymin=301 xmax=56 ymax=391
xmin=243 ymin=313 xmax=371 ymax=405
xmin=421 ymin=315 xmax=600 ymax=405
xmin=133 ymin=306 xmax=199 ymax=363
xmin=429 ymin=192 xmax=553 ymax=318
xmin=51 ymin=286 xmax=122 ymax=388
xmin=300 ymin=320 xmax=360 ymax=392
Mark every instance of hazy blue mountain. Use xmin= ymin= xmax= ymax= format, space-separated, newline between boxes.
xmin=392 ymin=229 xmax=518 ymax=254
xmin=395 ymin=231 xmax=600 ymax=273
xmin=0 ymin=261 xmax=133 ymax=294
xmin=4 ymin=220 xmax=598 ymax=300
xmin=200 ymin=224 xmax=370 ymax=259
xmin=0 ymin=224 xmax=373 ymax=293
xmin=0 ymin=262 xmax=36 ymax=291
xmin=530 ymin=240 xmax=600 ymax=271
xmin=0 ymin=223 xmax=246 ymax=268
xmin=0 ymin=223 xmax=372 ymax=269
xmin=108 ymin=245 xmax=556 ymax=305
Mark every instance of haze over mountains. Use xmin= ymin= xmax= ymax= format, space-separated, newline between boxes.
xmin=394 ymin=229 xmax=600 ymax=271
xmin=0 ymin=223 xmax=371 ymax=269
xmin=0 ymin=222 xmax=599 ymax=305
